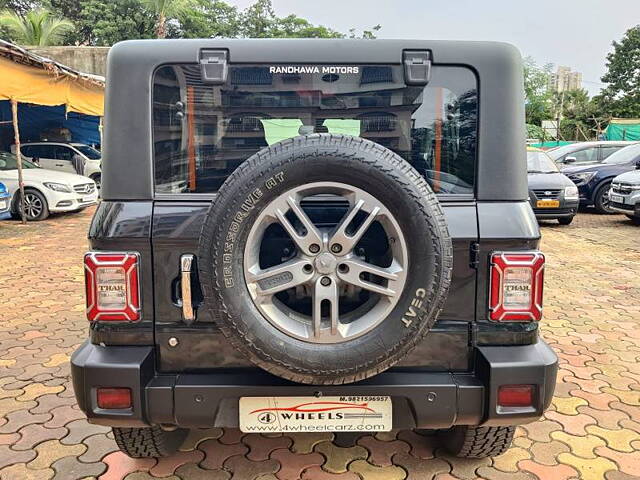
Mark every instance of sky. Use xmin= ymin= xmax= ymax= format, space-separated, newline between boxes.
xmin=226 ymin=0 xmax=640 ymax=96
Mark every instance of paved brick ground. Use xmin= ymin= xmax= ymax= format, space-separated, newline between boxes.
xmin=0 ymin=207 xmax=638 ymax=480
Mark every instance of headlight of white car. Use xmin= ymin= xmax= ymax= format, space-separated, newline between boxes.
xmin=43 ymin=182 xmax=72 ymax=193
xmin=564 ymin=186 xmax=579 ymax=199
xmin=569 ymin=172 xmax=595 ymax=185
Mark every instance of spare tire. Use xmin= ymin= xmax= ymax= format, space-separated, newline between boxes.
xmin=198 ymin=134 xmax=452 ymax=384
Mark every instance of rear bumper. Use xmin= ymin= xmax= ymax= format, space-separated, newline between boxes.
xmin=71 ymin=339 xmax=557 ymax=430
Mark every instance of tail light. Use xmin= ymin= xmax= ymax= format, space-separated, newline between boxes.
xmin=84 ymin=252 xmax=141 ymax=322
xmin=489 ymin=252 xmax=544 ymax=321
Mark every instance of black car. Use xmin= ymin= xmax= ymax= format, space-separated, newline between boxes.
xmin=527 ymin=148 xmax=579 ymax=224
xmin=562 ymin=143 xmax=640 ymax=213
xmin=71 ymin=39 xmax=557 ymax=461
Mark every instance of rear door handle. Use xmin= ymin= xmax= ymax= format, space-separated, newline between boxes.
xmin=180 ymin=254 xmax=195 ymax=323
xmin=55 ymin=163 xmax=64 ymax=167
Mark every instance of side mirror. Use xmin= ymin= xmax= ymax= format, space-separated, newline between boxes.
xmin=564 ymin=156 xmax=577 ymax=164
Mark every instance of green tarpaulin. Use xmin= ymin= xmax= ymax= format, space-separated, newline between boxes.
xmin=605 ymin=119 xmax=640 ymax=141
xmin=260 ymin=119 xmax=361 ymax=145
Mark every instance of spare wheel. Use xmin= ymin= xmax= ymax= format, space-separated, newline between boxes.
xmin=198 ymin=134 xmax=453 ymax=385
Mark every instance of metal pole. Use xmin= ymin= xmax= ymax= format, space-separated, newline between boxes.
xmin=10 ymin=99 xmax=26 ymax=224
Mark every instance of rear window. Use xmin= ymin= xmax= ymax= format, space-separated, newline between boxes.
xmin=152 ymin=63 xmax=478 ymax=195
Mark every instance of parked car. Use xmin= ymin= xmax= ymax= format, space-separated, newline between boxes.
xmin=0 ymin=181 xmax=10 ymax=220
xmin=562 ymin=143 xmax=640 ymax=213
xmin=12 ymin=142 xmax=102 ymax=189
xmin=547 ymin=141 xmax=637 ymax=167
xmin=527 ymin=148 xmax=579 ymax=224
xmin=608 ymin=169 xmax=640 ymax=225
xmin=71 ymin=39 xmax=557 ymax=461
xmin=0 ymin=151 xmax=98 ymax=221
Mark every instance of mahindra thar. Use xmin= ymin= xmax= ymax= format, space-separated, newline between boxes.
xmin=71 ymin=39 xmax=558 ymax=459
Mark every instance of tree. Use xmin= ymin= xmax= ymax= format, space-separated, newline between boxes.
xmin=176 ymin=0 xmax=240 ymax=38
xmin=0 ymin=8 xmax=73 ymax=45
xmin=142 ymin=0 xmax=193 ymax=38
xmin=522 ymin=56 xmax=553 ymax=126
xmin=599 ymin=25 xmax=640 ymax=118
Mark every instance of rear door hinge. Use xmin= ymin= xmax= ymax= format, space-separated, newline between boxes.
xmin=469 ymin=242 xmax=480 ymax=269
xmin=403 ymin=50 xmax=432 ymax=86
xmin=200 ymin=49 xmax=228 ymax=84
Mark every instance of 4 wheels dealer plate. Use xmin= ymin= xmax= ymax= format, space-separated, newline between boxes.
xmin=239 ymin=396 xmax=392 ymax=433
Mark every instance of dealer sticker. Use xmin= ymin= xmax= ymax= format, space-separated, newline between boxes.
xmin=239 ymin=396 xmax=392 ymax=433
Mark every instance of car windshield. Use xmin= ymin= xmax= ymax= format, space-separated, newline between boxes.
xmin=73 ymin=145 xmax=101 ymax=160
xmin=602 ymin=143 xmax=640 ymax=165
xmin=546 ymin=144 xmax=580 ymax=160
xmin=0 ymin=152 xmax=40 ymax=170
xmin=527 ymin=151 xmax=559 ymax=173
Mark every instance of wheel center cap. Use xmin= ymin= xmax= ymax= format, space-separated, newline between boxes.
xmin=315 ymin=252 xmax=337 ymax=275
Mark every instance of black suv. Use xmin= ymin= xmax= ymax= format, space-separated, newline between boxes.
xmin=71 ymin=39 xmax=557 ymax=460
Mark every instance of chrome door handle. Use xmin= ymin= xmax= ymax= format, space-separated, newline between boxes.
xmin=180 ymin=254 xmax=195 ymax=323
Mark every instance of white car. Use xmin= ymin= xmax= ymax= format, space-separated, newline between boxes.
xmin=11 ymin=142 xmax=102 ymax=189
xmin=0 ymin=151 xmax=98 ymax=221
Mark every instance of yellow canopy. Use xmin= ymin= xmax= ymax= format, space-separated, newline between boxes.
xmin=0 ymin=56 xmax=104 ymax=116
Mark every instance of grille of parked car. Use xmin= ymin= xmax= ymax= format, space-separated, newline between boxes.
xmin=533 ymin=189 xmax=561 ymax=199
xmin=611 ymin=182 xmax=634 ymax=194
xmin=74 ymin=183 xmax=96 ymax=194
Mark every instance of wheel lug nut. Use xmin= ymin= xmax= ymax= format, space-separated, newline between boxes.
xmin=309 ymin=244 xmax=320 ymax=254
xmin=331 ymin=244 xmax=342 ymax=253
xmin=303 ymin=264 xmax=313 ymax=274
xmin=338 ymin=264 xmax=349 ymax=274
xmin=320 ymin=276 xmax=332 ymax=286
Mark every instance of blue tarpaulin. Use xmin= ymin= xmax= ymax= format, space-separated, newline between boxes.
xmin=0 ymin=101 xmax=100 ymax=147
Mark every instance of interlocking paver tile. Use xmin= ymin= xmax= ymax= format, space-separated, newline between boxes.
xmin=289 ymin=433 xmax=333 ymax=454
xmin=595 ymin=446 xmax=640 ymax=477
xmin=61 ymin=419 xmax=111 ymax=445
xmin=356 ymin=436 xmax=410 ymax=467
xmin=12 ymin=423 xmax=67 ymax=450
xmin=175 ymin=463 xmax=230 ymax=480
xmin=396 ymin=430 xmax=436 ymax=459
xmin=243 ymin=434 xmax=292 ymax=461
xmin=99 ymin=451 xmax=156 ymax=480
xmin=149 ymin=449 xmax=204 ymax=477
xmin=79 ymin=433 xmax=118 ymax=463
xmin=557 ymin=452 xmax=618 ymax=480
xmin=550 ymin=431 xmax=606 ymax=458
xmin=270 ymin=448 xmax=324 ymax=480
xmin=491 ymin=446 xmax=531 ymax=472
xmin=348 ymin=460 xmax=406 ymax=480
xmin=16 ymin=383 xmax=63 ymax=402
xmin=223 ymin=454 xmax=279 ymax=479
xmin=391 ymin=453 xmax=450 ymax=480
xmin=0 ymin=409 xmax=50 ymax=434
xmin=51 ymin=454 xmax=107 ymax=480
xmin=0 ymin=462 xmax=54 ymax=480
xmin=314 ymin=442 xmax=368 ymax=473
xmin=178 ymin=428 xmax=222 ymax=451
xmin=199 ymin=438 xmax=248 ymax=470
xmin=476 ymin=466 xmax=537 ymax=480
xmin=586 ymin=425 xmax=640 ymax=453
xmin=551 ymin=396 xmax=588 ymax=415
xmin=27 ymin=439 xmax=86 ymax=470
xmin=218 ymin=428 xmax=245 ymax=445
xmin=517 ymin=460 xmax=578 ymax=480
xmin=0 ymin=444 xmax=37 ymax=469
xmin=520 ymin=419 xmax=563 ymax=442
xmin=545 ymin=410 xmax=597 ymax=435
xmin=300 ymin=466 xmax=360 ymax=480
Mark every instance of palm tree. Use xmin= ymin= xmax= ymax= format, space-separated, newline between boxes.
xmin=142 ymin=0 xmax=193 ymax=39
xmin=0 ymin=9 xmax=74 ymax=46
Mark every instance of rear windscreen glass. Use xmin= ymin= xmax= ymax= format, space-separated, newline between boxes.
xmin=152 ymin=64 xmax=477 ymax=195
